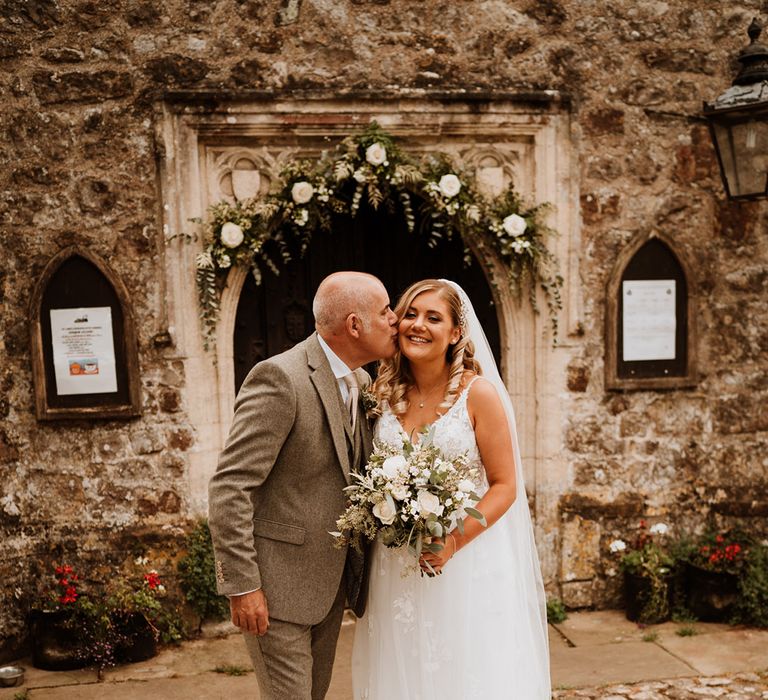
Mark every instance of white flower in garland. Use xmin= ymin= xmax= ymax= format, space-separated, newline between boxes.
xmin=502 ymin=213 xmax=527 ymax=237
xmin=294 ymin=208 xmax=309 ymax=226
xmin=466 ymin=204 xmax=481 ymax=223
xmin=220 ymin=222 xmax=244 ymax=248
xmin=219 ymin=254 xmax=232 ymax=269
xmin=291 ymin=181 xmax=314 ymax=204
xmin=353 ymin=168 xmax=368 ymax=183
xmin=438 ymin=173 xmax=462 ymax=198
xmin=365 ymin=142 xmax=387 ymax=166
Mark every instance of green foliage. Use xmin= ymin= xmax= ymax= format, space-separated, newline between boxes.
xmin=13 ymin=691 xmax=28 ymax=700
xmin=178 ymin=520 xmax=229 ymax=628
xmin=214 ymin=664 xmax=250 ymax=676
xmin=733 ymin=541 xmax=768 ymax=628
xmin=546 ymin=598 xmax=568 ymax=624
xmin=641 ymin=631 xmax=658 ymax=642
xmin=193 ymin=122 xmax=562 ymax=350
xmin=676 ymin=625 xmax=698 ymax=637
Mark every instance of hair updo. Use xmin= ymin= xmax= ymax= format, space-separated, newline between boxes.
xmin=373 ymin=279 xmax=481 ymax=415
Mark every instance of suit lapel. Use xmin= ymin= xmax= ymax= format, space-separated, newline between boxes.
xmin=307 ymin=334 xmax=352 ymax=484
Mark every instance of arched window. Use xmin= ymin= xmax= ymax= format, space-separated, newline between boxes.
xmin=30 ymin=247 xmax=141 ymax=419
xmin=605 ymin=233 xmax=697 ymax=391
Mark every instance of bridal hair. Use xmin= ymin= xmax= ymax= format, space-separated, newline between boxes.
xmin=373 ymin=279 xmax=481 ymax=415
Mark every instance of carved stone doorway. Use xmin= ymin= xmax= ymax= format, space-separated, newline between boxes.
xmin=233 ymin=202 xmax=500 ymax=393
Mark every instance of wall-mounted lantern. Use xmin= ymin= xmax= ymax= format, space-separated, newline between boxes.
xmin=703 ymin=19 xmax=768 ymax=200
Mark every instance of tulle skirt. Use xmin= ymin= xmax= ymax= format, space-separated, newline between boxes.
xmin=351 ymin=509 xmax=551 ymax=700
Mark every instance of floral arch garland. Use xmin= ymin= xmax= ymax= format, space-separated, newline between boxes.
xmin=194 ymin=123 xmax=562 ymax=349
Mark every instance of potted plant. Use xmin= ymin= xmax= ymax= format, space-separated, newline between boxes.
xmin=105 ymin=558 xmax=183 ymax=663
xmin=29 ymin=564 xmax=95 ymax=670
xmin=681 ymin=531 xmax=747 ymax=622
xmin=610 ymin=521 xmax=675 ymax=624
xmin=30 ymin=561 xmax=183 ymax=673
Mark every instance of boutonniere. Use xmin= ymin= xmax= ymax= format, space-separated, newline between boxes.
xmin=360 ymin=387 xmax=380 ymax=418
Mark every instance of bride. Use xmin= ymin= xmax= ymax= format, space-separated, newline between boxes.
xmin=352 ymin=279 xmax=551 ymax=699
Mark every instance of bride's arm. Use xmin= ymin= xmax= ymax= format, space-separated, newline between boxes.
xmin=420 ymin=377 xmax=516 ymax=572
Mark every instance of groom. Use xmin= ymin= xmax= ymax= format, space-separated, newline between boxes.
xmin=208 ymin=271 xmax=397 ymax=700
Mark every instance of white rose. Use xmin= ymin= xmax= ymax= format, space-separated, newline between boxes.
xmin=438 ymin=174 xmax=461 ymax=198
xmin=291 ymin=181 xmax=314 ymax=204
xmin=417 ymin=490 xmax=440 ymax=516
xmin=382 ymin=455 xmax=407 ymax=479
xmin=365 ymin=142 xmax=387 ymax=166
xmin=372 ymin=500 xmax=396 ymax=525
xmin=391 ymin=484 xmax=410 ymax=501
xmin=457 ymin=479 xmax=475 ymax=494
xmin=650 ymin=523 xmax=669 ymax=535
xmin=609 ymin=539 xmax=627 ymax=553
xmin=220 ymin=222 xmax=244 ymax=248
xmin=353 ymin=168 xmax=367 ymax=183
xmin=502 ymin=213 xmax=527 ymax=237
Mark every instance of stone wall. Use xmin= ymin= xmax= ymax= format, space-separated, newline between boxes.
xmin=1 ymin=0 xmax=767 ymax=657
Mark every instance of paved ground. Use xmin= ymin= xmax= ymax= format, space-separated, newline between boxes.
xmin=1 ymin=611 xmax=767 ymax=699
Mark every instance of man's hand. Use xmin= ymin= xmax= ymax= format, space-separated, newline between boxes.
xmin=230 ymin=589 xmax=270 ymax=636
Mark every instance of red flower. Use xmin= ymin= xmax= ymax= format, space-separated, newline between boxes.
xmin=143 ymin=571 xmax=161 ymax=590
xmin=715 ymin=535 xmax=724 ymax=543
xmin=59 ymin=586 xmax=78 ymax=605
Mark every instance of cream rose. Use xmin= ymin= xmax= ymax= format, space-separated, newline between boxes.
xmin=438 ymin=173 xmax=461 ymax=198
xmin=502 ymin=213 xmax=527 ymax=237
xmin=365 ymin=142 xmax=387 ymax=166
xmin=417 ymin=490 xmax=440 ymax=515
xmin=291 ymin=181 xmax=314 ymax=204
xmin=220 ymin=222 xmax=244 ymax=248
xmin=382 ymin=455 xmax=407 ymax=479
xmin=372 ymin=499 xmax=396 ymax=525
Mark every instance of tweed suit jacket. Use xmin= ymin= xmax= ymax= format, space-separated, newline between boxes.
xmin=208 ymin=333 xmax=373 ymax=625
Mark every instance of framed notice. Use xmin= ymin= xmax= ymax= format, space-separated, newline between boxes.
xmin=605 ymin=233 xmax=697 ymax=391
xmin=50 ymin=307 xmax=118 ymax=395
xmin=621 ymin=280 xmax=676 ymax=362
xmin=30 ymin=247 xmax=141 ymax=420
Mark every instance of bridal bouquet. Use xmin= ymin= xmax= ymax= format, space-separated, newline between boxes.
xmin=332 ymin=427 xmax=485 ymax=570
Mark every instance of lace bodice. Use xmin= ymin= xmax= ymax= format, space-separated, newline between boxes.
xmin=374 ymin=378 xmax=489 ymax=494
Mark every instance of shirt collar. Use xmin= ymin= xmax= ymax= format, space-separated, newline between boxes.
xmin=316 ymin=334 xmax=353 ymax=380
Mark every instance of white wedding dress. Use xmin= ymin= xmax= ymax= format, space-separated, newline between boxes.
xmin=351 ymin=379 xmax=551 ymax=699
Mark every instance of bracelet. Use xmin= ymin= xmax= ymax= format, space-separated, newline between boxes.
xmin=448 ymin=533 xmax=457 ymax=557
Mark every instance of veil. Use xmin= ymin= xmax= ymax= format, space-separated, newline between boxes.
xmin=441 ymin=279 xmax=551 ymax=690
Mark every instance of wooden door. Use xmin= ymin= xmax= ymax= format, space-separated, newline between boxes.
xmin=233 ymin=204 xmax=500 ymax=393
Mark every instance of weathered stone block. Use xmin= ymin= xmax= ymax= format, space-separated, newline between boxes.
xmin=583 ymin=108 xmax=625 ymax=136
xmin=143 ymin=54 xmax=209 ymax=87
xmin=42 ymin=47 xmax=85 ymax=63
xmin=168 ymin=428 xmax=194 ymax=451
xmin=566 ymin=360 xmax=590 ymax=392
xmin=643 ymin=48 xmax=716 ymax=75
xmin=713 ymin=396 xmax=768 ymax=435
xmin=561 ymin=580 xmax=594 ymax=608
xmin=76 ymin=177 xmax=117 ymax=214
xmin=560 ymin=493 xmax=644 ymax=520
xmin=32 ymin=70 xmax=133 ymax=104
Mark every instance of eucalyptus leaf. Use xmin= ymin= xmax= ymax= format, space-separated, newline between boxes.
xmin=465 ymin=507 xmax=487 ymax=527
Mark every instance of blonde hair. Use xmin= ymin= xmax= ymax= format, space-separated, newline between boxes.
xmin=373 ymin=279 xmax=481 ymax=415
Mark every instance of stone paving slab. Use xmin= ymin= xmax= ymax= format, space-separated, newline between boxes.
xmin=551 ymin=640 xmax=695 ymax=689
xmin=656 ymin=629 xmax=768 ymax=676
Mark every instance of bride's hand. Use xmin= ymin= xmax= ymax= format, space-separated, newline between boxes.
xmin=419 ymin=533 xmax=458 ymax=576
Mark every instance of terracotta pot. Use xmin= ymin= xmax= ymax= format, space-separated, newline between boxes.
xmin=29 ymin=610 xmax=89 ymax=671
xmin=113 ymin=612 xmax=158 ymax=663
xmin=684 ymin=563 xmax=739 ymax=622
xmin=623 ymin=570 xmax=672 ymax=624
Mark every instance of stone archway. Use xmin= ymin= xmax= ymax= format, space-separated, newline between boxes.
xmin=157 ymin=93 xmax=580 ymax=587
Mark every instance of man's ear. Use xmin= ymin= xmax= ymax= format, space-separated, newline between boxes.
xmin=345 ymin=313 xmax=361 ymax=338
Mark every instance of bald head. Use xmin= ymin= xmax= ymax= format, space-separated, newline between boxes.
xmin=313 ymin=271 xmax=382 ymax=334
